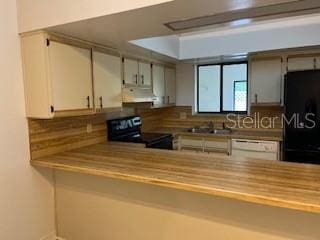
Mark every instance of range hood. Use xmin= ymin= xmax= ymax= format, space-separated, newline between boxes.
xmin=122 ymin=87 xmax=158 ymax=103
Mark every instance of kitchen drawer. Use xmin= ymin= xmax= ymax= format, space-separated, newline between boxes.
xmin=180 ymin=138 xmax=204 ymax=148
xmin=204 ymin=139 xmax=228 ymax=150
xmin=180 ymin=147 xmax=204 ymax=153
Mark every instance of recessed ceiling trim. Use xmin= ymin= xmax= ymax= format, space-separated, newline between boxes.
xmin=164 ymin=0 xmax=320 ymax=31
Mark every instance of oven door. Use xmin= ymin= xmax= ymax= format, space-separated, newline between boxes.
xmin=146 ymin=137 xmax=173 ymax=150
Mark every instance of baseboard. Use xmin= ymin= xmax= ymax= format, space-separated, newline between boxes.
xmin=40 ymin=232 xmax=65 ymax=240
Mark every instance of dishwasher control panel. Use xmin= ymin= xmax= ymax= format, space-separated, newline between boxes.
xmin=232 ymin=139 xmax=278 ymax=152
xmin=231 ymin=139 xmax=280 ymax=161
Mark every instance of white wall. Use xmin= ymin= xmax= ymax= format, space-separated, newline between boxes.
xmin=55 ymin=171 xmax=320 ymax=240
xmin=0 ymin=1 xmax=55 ymax=239
xmin=176 ymin=63 xmax=195 ymax=108
xmin=16 ymin=0 xmax=173 ymax=33
xmin=130 ymin=35 xmax=180 ymax=59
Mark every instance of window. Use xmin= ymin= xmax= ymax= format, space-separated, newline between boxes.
xmin=234 ymin=81 xmax=247 ymax=111
xmin=197 ymin=62 xmax=248 ymax=113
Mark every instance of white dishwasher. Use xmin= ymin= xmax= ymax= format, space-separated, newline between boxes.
xmin=231 ymin=139 xmax=280 ymax=160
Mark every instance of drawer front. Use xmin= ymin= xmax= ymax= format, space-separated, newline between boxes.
xmin=181 ymin=147 xmax=204 ymax=153
xmin=204 ymin=140 xmax=228 ymax=150
xmin=180 ymin=138 xmax=203 ymax=148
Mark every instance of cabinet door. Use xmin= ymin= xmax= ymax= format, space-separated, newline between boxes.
xmin=287 ymin=57 xmax=315 ymax=71
xmin=138 ymin=62 xmax=152 ymax=88
xmin=49 ymin=41 xmax=93 ymax=111
xmin=165 ymin=67 xmax=176 ymax=104
xmin=93 ymin=51 xmax=122 ymax=111
xmin=180 ymin=136 xmax=204 ymax=152
xmin=204 ymin=139 xmax=229 ymax=154
xmin=123 ymin=58 xmax=139 ymax=86
xmin=250 ymin=58 xmax=282 ymax=104
xmin=21 ymin=32 xmax=53 ymax=118
xmin=152 ymin=65 xmax=165 ymax=105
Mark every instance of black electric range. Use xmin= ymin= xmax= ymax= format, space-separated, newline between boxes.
xmin=107 ymin=116 xmax=173 ymax=150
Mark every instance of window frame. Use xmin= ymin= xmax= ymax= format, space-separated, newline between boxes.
xmin=197 ymin=61 xmax=248 ymax=114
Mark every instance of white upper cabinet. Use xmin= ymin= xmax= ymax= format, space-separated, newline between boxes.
xmin=250 ymin=58 xmax=282 ymax=104
xmin=138 ymin=62 xmax=152 ymax=88
xmin=165 ymin=67 xmax=176 ymax=105
xmin=21 ymin=32 xmax=176 ymax=117
xmin=152 ymin=65 xmax=165 ymax=105
xmin=123 ymin=58 xmax=152 ymax=88
xmin=92 ymin=50 xmax=122 ymax=112
xmin=21 ymin=32 xmax=94 ymax=118
xmin=49 ymin=41 xmax=93 ymax=112
xmin=123 ymin=58 xmax=139 ymax=86
xmin=287 ymin=56 xmax=315 ymax=71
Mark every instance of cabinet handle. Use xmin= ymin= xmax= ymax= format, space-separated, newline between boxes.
xmin=141 ymin=75 xmax=144 ymax=85
xmin=99 ymin=96 xmax=103 ymax=109
xmin=135 ymin=74 xmax=138 ymax=84
xmin=167 ymin=96 xmax=170 ymax=104
xmin=86 ymin=96 xmax=90 ymax=108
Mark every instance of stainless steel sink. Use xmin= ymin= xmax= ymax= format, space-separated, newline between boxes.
xmin=187 ymin=127 xmax=231 ymax=135
xmin=212 ymin=129 xmax=232 ymax=135
xmin=188 ymin=127 xmax=214 ymax=134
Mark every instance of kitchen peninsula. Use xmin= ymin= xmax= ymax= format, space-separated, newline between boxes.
xmin=32 ymin=142 xmax=320 ymax=214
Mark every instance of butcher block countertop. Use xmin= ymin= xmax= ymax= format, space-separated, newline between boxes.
xmin=31 ymin=142 xmax=320 ymax=213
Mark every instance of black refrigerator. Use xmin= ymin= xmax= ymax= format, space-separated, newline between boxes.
xmin=284 ymin=70 xmax=320 ymax=164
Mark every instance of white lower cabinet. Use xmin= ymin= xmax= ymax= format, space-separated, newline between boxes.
xmin=178 ymin=135 xmax=230 ymax=155
xmin=178 ymin=136 xmax=280 ymax=160
xmin=180 ymin=137 xmax=204 ymax=151
xmin=204 ymin=139 xmax=229 ymax=153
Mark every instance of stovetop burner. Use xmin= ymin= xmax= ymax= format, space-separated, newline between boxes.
xmin=107 ymin=116 xmax=173 ymax=150
xmin=114 ymin=132 xmax=171 ymax=144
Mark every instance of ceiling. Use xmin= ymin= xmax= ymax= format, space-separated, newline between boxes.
xmin=48 ymin=0 xmax=320 ymax=62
